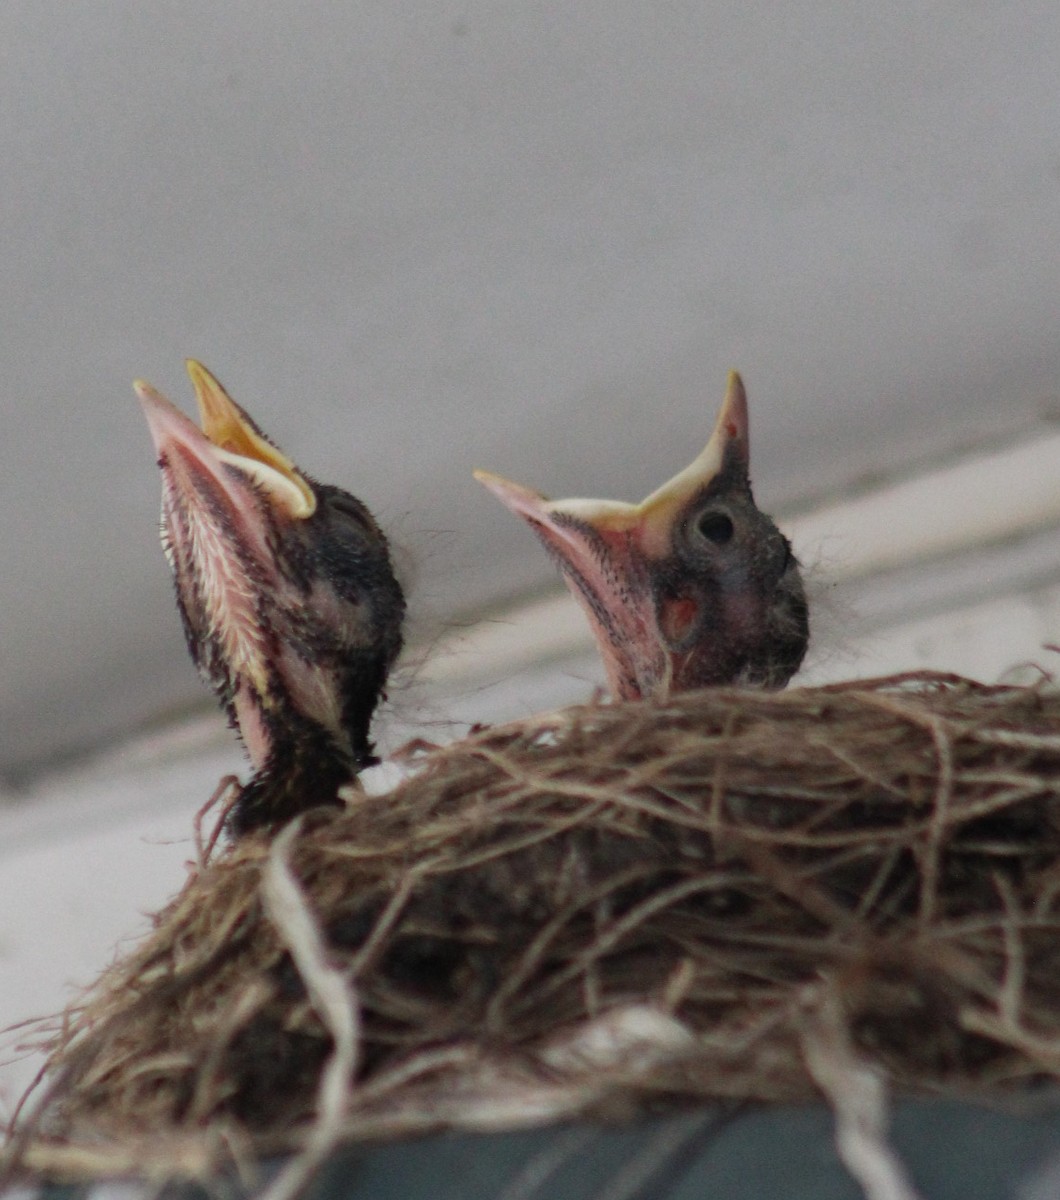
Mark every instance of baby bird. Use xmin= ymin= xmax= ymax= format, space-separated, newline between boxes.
xmin=137 ymin=361 xmax=405 ymax=834
xmin=475 ymin=372 xmax=808 ymax=700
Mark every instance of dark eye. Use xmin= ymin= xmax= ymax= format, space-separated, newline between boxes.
xmin=696 ymin=511 xmax=734 ymax=544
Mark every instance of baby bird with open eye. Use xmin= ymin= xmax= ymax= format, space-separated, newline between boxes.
xmin=475 ymin=372 xmax=808 ymax=700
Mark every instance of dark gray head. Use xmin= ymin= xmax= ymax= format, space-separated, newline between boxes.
xmin=137 ymin=361 xmax=404 ymax=832
xmin=476 ymin=372 xmax=808 ymax=700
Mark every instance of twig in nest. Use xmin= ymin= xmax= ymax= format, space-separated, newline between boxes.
xmin=918 ymin=715 xmax=955 ymax=928
xmin=800 ymin=982 xmax=922 ymax=1200
xmin=960 ymin=876 xmax=1060 ymax=1072
xmin=258 ymin=820 xmax=361 ymax=1200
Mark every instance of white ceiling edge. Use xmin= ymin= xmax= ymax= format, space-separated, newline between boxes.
xmin=805 ymin=579 xmax=1060 ymax=688
xmin=785 ymin=426 xmax=1060 ymax=581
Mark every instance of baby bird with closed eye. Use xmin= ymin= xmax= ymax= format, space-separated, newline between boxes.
xmin=137 ymin=361 xmax=405 ymax=834
xmin=475 ymin=372 xmax=808 ymax=700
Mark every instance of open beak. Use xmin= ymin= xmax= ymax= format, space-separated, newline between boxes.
xmin=474 ymin=372 xmax=752 ymax=700
xmin=136 ymin=360 xmax=316 ymax=522
xmin=135 ymin=362 xmax=320 ymax=753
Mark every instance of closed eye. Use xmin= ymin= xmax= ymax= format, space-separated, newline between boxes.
xmin=327 ymin=490 xmax=374 ymax=531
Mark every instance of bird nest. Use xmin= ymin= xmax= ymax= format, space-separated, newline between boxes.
xmin=8 ymin=671 xmax=1060 ymax=1188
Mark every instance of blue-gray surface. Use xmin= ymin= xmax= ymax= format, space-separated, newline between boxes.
xmin=37 ymin=1099 xmax=1060 ymax=1200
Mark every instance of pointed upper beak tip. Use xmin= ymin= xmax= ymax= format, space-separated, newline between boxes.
xmin=184 ymin=359 xmax=217 ymax=407
xmin=720 ymin=369 xmax=749 ymax=442
xmin=184 ymin=359 xmax=236 ymax=434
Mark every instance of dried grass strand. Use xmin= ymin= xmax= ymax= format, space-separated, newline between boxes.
xmin=257 ymin=820 xmax=361 ymax=1200
xmin=801 ymin=984 xmax=922 ymax=1200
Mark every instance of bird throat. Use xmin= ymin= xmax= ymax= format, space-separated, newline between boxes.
xmin=162 ymin=466 xmax=273 ymax=711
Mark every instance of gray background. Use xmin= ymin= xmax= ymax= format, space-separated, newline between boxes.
xmin=3 ymin=2 xmax=1059 ymax=778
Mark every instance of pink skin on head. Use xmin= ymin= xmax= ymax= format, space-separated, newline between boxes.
xmin=474 ymin=372 xmax=765 ymax=701
xmin=136 ymin=374 xmax=324 ymax=770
